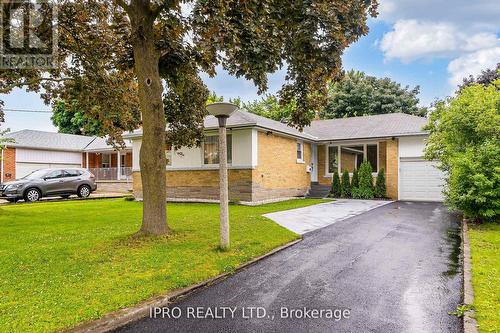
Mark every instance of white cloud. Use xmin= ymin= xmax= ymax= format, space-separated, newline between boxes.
xmin=447 ymin=46 xmax=500 ymax=87
xmin=380 ymin=20 xmax=499 ymax=62
xmin=378 ymin=0 xmax=500 ymax=31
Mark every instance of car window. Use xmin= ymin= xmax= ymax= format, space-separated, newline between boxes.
xmin=64 ymin=170 xmax=82 ymax=177
xmin=45 ymin=170 xmax=64 ymax=179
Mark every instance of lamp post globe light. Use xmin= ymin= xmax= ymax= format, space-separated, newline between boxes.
xmin=206 ymin=102 xmax=239 ymax=250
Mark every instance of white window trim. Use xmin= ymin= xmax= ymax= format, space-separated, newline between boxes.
xmin=296 ymin=141 xmax=304 ymax=164
xmin=201 ymin=133 xmax=233 ymax=167
xmin=324 ymin=142 xmax=379 ymax=177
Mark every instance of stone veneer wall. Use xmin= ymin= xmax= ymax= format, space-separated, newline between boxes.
xmin=251 ymin=131 xmax=311 ymax=201
xmin=133 ymin=169 xmax=253 ymax=202
xmin=1 ymin=148 xmax=16 ymax=182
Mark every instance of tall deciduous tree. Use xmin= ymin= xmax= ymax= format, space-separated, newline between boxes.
xmin=460 ymin=63 xmax=500 ymax=90
xmin=0 ymin=0 xmax=378 ymax=235
xmin=320 ymin=70 xmax=426 ymax=119
xmin=51 ymin=100 xmax=104 ymax=135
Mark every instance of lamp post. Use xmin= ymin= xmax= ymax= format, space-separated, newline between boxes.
xmin=206 ymin=102 xmax=238 ymax=250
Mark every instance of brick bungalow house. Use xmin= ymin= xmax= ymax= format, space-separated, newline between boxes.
xmin=125 ymin=111 xmax=445 ymax=203
xmin=0 ymin=130 xmax=133 ymax=192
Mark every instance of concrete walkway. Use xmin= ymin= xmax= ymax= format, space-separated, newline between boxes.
xmin=264 ymin=199 xmax=393 ymax=234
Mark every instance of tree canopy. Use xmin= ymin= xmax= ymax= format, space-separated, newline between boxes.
xmin=460 ymin=63 xmax=500 ymax=90
xmin=0 ymin=0 xmax=378 ymax=235
xmin=51 ymin=100 xmax=104 ymax=136
xmin=320 ymin=70 xmax=426 ymax=119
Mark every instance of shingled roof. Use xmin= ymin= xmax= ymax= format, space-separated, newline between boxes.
xmin=2 ymin=130 xmax=131 ymax=152
xmin=304 ymin=113 xmax=428 ymax=141
xmin=124 ymin=110 xmax=429 ymax=142
xmin=3 ymin=130 xmax=96 ymax=151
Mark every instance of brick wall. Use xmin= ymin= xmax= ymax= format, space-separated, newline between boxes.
xmin=252 ymin=131 xmax=312 ymax=201
xmin=385 ymin=139 xmax=398 ymax=199
xmin=1 ymin=148 xmax=16 ymax=181
xmin=132 ymin=132 xmax=313 ymax=202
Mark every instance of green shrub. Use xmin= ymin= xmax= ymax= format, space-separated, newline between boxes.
xmin=340 ymin=170 xmax=351 ymax=198
xmin=351 ymin=168 xmax=359 ymax=189
xmin=331 ymin=171 xmax=341 ymax=197
xmin=374 ymin=168 xmax=386 ymax=198
xmin=425 ymin=78 xmax=500 ymax=221
xmin=352 ymin=161 xmax=374 ymax=199
xmin=446 ymin=140 xmax=499 ymax=221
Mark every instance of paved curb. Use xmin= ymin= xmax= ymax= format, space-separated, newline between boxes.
xmin=65 ymin=238 xmax=302 ymax=333
xmin=462 ymin=219 xmax=479 ymax=333
xmin=0 ymin=194 xmax=127 ymax=206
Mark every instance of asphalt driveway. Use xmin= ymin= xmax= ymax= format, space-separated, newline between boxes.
xmin=116 ymin=202 xmax=463 ymax=333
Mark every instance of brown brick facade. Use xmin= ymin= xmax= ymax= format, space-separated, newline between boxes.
xmin=83 ymin=152 xmax=132 ymax=169
xmin=1 ymin=148 xmax=16 ymax=182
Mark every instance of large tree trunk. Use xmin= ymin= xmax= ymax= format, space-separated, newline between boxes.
xmin=129 ymin=3 xmax=169 ymax=235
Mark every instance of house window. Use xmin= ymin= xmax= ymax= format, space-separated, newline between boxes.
xmin=367 ymin=144 xmax=378 ymax=171
xmin=327 ymin=143 xmax=378 ymax=174
xmin=203 ymin=135 xmax=232 ymax=165
xmin=340 ymin=145 xmax=364 ymax=172
xmin=327 ymin=146 xmax=339 ymax=173
xmin=165 ymin=148 xmax=172 ymax=166
xmin=101 ymin=154 xmax=111 ymax=168
xmin=296 ymin=141 xmax=304 ymax=162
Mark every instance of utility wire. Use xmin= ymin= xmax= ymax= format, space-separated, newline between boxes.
xmin=2 ymin=108 xmax=52 ymax=113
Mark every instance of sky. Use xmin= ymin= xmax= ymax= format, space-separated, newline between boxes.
xmin=1 ymin=0 xmax=499 ymax=132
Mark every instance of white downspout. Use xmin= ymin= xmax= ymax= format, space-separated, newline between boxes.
xmin=86 ymin=152 xmax=89 ymax=170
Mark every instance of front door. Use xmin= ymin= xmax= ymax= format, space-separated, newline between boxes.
xmin=311 ymin=144 xmax=318 ymax=182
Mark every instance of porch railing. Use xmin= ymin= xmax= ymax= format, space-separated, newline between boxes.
xmin=88 ymin=167 xmax=132 ymax=181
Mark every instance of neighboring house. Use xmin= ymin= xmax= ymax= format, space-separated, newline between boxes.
xmin=125 ymin=111 xmax=445 ymax=203
xmin=0 ymin=130 xmax=133 ymax=193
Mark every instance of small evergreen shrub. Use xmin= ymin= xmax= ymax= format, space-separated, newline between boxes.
xmin=352 ymin=161 xmax=374 ymax=199
xmin=331 ymin=171 xmax=341 ymax=197
xmin=351 ymin=168 xmax=359 ymax=189
xmin=340 ymin=170 xmax=351 ymax=198
xmin=374 ymin=168 xmax=387 ymax=198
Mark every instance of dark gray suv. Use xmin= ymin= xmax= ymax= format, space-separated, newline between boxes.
xmin=0 ymin=168 xmax=97 ymax=203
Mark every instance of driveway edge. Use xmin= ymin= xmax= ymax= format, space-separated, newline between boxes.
xmin=462 ymin=219 xmax=479 ymax=333
xmin=65 ymin=238 xmax=302 ymax=333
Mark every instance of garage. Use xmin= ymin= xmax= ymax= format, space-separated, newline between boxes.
xmin=14 ymin=148 xmax=83 ymax=178
xmin=399 ymin=158 xmax=445 ymax=201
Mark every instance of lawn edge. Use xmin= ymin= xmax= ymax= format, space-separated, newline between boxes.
xmin=462 ymin=219 xmax=479 ymax=333
xmin=65 ymin=237 xmax=302 ymax=333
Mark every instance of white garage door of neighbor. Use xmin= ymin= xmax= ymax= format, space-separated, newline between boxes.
xmin=399 ymin=158 xmax=445 ymax=202
xmin=15 ymin=163 xmax=82 ymax=179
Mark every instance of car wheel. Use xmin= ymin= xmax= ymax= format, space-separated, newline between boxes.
xmin=24 ymin=188 xmax=41 ymax=202
xmin=77 ymin=185 xmax=91 ymax=198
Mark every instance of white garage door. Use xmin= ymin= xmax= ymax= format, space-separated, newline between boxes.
xmin=399 ymin=158 xmax=445 ymax=202
xmin=16 ymin=162 xmax=82 ymax=178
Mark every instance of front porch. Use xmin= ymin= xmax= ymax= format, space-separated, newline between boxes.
xmin=82 ymin=149 xmax=133 ymax=193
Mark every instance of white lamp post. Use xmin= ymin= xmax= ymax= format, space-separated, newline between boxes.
xmin=206 ymin=102 xmax=238 ymax=250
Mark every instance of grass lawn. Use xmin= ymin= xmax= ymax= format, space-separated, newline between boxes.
xmin=0 ymin=198 xmax=326 ymax=332
xmin=468 ymin=223 xmax=500 ymax=333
